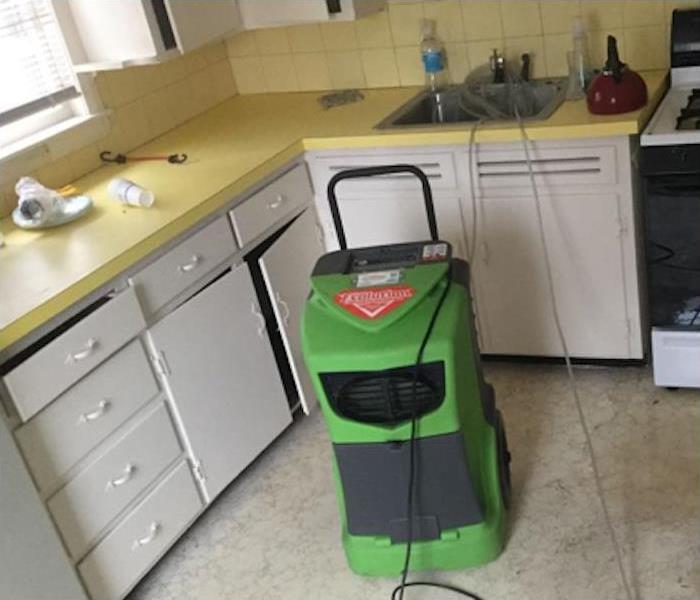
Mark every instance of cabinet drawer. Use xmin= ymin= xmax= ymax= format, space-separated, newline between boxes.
xmin=229 ymin=164 xmax=312 ymax=247
xmin=16 ymin=340 xmax=159 ymax=493
xmin=470 ymin=145 xmax=617 ymax=191
xmin=3 ymin=288 xmax=146 ymax=422
xmin=78 ymin=461 xmax=201 ymax=600
xmin=48 ymin=402 xmax=181 ymax=560
xmin=129 ymin=216 xmax=236 ymax=316
xmin=310 ymin=152 xmax=456 ymax=194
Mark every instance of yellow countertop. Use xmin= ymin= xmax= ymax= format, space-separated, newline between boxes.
xmin=0 ymin=70 xmax=667 ymax=353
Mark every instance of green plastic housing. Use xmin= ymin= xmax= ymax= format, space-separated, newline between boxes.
xmin=301 ymin=259 xmax=506 ymax=576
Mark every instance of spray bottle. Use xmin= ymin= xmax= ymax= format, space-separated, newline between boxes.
xmin=566 ymin=16 xmax=593 ymax=100
xmin=420 ymin=19 xmax=447 ymax=92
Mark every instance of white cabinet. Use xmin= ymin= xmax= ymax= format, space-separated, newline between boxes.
xmin=128 ymin=216 xmax=237 ymax=318
xmin=320 ymin=190 xmax=469 ymax=260
xmin=307 ymin=137 xmax=644 ymax=360
xmin=308 ymin=150 xmax=468 ymax=258
xmin=2 ymin=288 xmax=146 ymax=422
xmin=77 ymin=461 xmax=201 ymax=600
xmin=59 ymin=0 xmax=242 ymax=71
xmin=239 ymin=0 xmax=385 ymax=29
xmin=465 ymin=137 xmax=643 ymax=359
xmin=260 ymin=209 xmax=325 ymax=414
xmin=0 ymin=421 xmax=88 ymax=600
xmin=229 ymin=164 xmax=312 ymax=247
xmin=163 ymin=1 xmax=242 ymax=52
xmin=148 ymin=265 xmax=292 ymax=502
xmin=472 ymin=192 xmax=632 ymax=358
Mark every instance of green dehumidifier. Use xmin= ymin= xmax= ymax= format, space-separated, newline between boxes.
xmin=301 ymin=165 xmax=510 ymax=577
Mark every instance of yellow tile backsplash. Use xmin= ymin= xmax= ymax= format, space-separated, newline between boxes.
xmin=321 ymin=20 xmax=359 ymax=51
xmin=356 ymin=10 xmax=394 ymax=48
xmin=462 ymin=1 xmax=503 ymax=41
xmin=326 ymin=50 xmax=367 ymax=88
xmin=255 ymin=27 xmax=292 ymax=55
xmin=1 ymin=41 xmax=236 ymax=217
xmin=228 ymin=0 xmax=697 ymax=95
xmin=500 ymin=0 xmax=543 ymax=38
xmin=423 ymin=0 xmax=465 ymax=43
xmin=362 ymin=48 xmax=401 ymax=87
xmin=288 ymin=23 xmax=325 ymax=53
xmin=389 ymin=2 xmax=426 ymax=46
xmin=293 ymin=53 xmax=333 ymax=90
xmin=540 ymin=1 xmax=582 ymax=34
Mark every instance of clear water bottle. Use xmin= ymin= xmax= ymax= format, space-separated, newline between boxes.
xmin=420 ymin=19 xmax=447 ymax=93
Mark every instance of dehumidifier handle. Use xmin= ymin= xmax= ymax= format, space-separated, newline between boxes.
xmin=326 ymin=164 xmax=439 ymax=251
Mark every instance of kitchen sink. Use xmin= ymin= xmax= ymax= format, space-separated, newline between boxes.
xmin=376 ymin=78 xmax=567 ymax=129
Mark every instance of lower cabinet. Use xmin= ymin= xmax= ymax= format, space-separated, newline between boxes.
xmin=78 ymin=461 xmax=201 ymax=600
xmin=471 ymin=192 xmax=633 ymax=358
xmin=316 ymin=190 xmax=469 ymax=259
xmin=48 ymin=402 xmax=183 ymax=560
xmin=308 ymin=138 xmax=644 ymax=359
xmin=1 ymin=162 xmax=315 ymax=600
xmin=148 ymin=265 xmax=292 ymax=502
xmin=0 ymin=419 xmax=88 ymax=600
xmin=259 ymin=209 xmax=325 ymax=414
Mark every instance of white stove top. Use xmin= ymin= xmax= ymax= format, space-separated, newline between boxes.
xmin=642 ymin=66 xmax=700 ymax=146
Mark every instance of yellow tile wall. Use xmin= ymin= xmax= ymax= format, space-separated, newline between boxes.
xmin=227 ymin=0 xmax=699 ymax=94
xmin=1 ymin=41 xmax=236 ymax=217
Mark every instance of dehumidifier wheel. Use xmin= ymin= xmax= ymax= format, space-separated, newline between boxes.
xmin=495 ymin=410 xmax=512 ymax=509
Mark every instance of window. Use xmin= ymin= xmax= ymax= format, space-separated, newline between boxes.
xmin=0 ymin=0 xmax=86 ymax=149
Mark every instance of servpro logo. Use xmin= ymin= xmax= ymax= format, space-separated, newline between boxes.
xmin=334 ymin=285 xmax=415 ymax=320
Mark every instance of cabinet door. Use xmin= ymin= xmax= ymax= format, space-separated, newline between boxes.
xmin=165 ymin=1 xmax=242 ymax=52
xmin=474 ymin=193 xmax=630 ymax=358
xmin=149 ymin=266 xmax=291 ymax=502
xmin=318 ymin=191 xmax=469 ymax=259
xmin=0 ymin=422 xmax=87 ymax=600
xmin=238 ymin=0 xmax=329 ymax=28
xmin=260 ymin=209 xmax=325 ymax=414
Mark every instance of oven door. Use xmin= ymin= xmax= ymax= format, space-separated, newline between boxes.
xmin=645 ymin=174 xmax=700 ymax=328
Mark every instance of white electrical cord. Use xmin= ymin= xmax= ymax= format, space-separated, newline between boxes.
xmin=466 ymin=120 xmax=480 ymax=263
xmin=514 ymin=110 xmax=635 ymax=600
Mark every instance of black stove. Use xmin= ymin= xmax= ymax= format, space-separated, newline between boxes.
xmin=640 ymin=8 xmax=700 ymax=387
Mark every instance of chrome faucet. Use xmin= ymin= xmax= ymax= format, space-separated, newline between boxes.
xmin=490 ymin=49 xmax=505 ymax=84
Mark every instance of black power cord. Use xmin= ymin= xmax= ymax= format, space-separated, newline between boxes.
xmin=391 ymin=265 xmax=485 ymax=600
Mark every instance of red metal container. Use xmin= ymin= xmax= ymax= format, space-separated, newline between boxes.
xmin=587 ymin=35 xmax=648 ymax=115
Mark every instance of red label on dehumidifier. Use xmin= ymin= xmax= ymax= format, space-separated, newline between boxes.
xmin=334 ymin=285 xmax=415 ymax=320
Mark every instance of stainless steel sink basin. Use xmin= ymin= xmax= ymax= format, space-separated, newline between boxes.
xmin=376 ymin=78 xmax=567 ymax=129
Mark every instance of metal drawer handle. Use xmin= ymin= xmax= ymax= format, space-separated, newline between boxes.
xmin=276 ymin=292 xmax=290 ymax=327
xmin=65 ymin=338 xmax=99 ymax=364
xmin=267 ymin=194 xmax=287 ymax=210
xmin=132 ymin=521 xmax=159 ymax=550
xmin=251 ymin=302 xmax=266 ymax=337
xmin=178 ymin=254 xmax=201 ymax=273
xmin=77 ymin=399 xmax=111 ymax=425
xmin=106 ymin=463 xmax=135 ymax=491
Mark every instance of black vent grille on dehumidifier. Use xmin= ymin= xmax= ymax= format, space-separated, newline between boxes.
xmin=321 ymin=362 xmax=445 ymax=425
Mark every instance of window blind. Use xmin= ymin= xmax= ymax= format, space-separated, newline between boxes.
xmin=0 ymin=0 xmax=79 ymax=128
